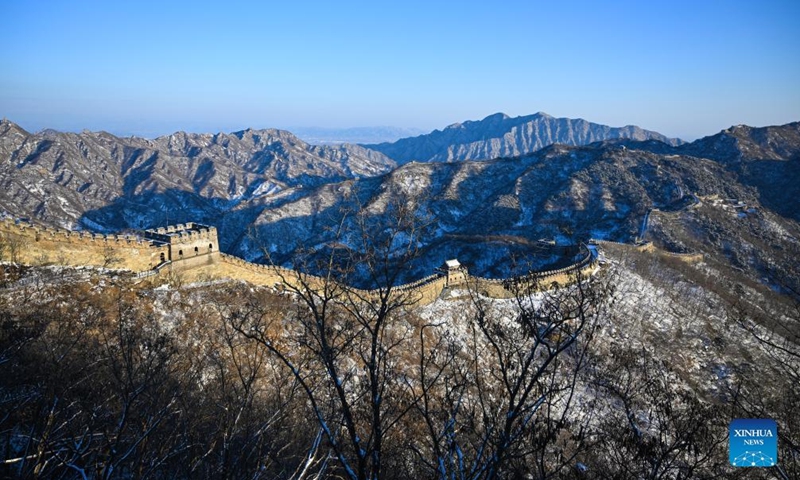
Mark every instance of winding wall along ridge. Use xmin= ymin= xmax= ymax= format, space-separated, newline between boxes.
xmin=1 ymin=218 xmax=598 ymax=305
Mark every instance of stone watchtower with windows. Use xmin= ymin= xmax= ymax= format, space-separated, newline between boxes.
xmin=144 ymin=222 xmax=220 ymax=271
xmin=442 ymin=259 xmax=467 ymax=287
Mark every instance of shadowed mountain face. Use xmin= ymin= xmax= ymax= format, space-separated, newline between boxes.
xmin=230 ymin=138 xmax=791 ymax=280
xmin=1 ymin=117 xmax=799 ymax=289
xmin=364 ymin=112 xmax=684 ymax=164
xmin=680 ymin=122 xmax=800 ymax=221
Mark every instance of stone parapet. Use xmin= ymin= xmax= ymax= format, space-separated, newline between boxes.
xmin=1 ymin=219 xmax=601 ymax=306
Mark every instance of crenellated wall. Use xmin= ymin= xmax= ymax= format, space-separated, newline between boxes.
xmin=211 ymin=254 xmax=308 ymax=288
xmin=468 ymin=248 xmax=597 ymax=299
xmin=658 ymin=251 xmax=704 ymax=263
xmin=591 ymin=239 xmax=701 ymax=262
xmin=0 ymin=218 xmax=167 ymax=270
xmin=1 ymin=218 xmax=600 ymax=306
xmin=401 ymin=276 xmax=449 ymax=305
xmin=591 ymin=239 xmax=655 ymax=252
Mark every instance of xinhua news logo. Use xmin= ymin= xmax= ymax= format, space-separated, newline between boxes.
xmin=729 ymin=419 xmax=777 ymax=467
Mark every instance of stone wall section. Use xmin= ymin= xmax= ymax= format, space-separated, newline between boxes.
xmin=468 ymin=249 xmax=597 ymax=299
xmin=591 ymin=239 xmax=702 ymax=263
xmin=1 ymin=219 xmax=599 ymax=305
xmin=0 ymin=218 xmax=167 ymax=270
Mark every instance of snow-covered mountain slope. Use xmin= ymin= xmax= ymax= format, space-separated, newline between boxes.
xmin=0 ymin=119 xmax=395 ymax=229
xmin=234 ymin=123 xmax=800 ymax=291
xmin=2 ymin=119 xmax=799 ymax=291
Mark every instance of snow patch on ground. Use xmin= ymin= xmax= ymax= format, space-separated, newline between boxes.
xmin=252 ymin=181 xmax=283 ymax=197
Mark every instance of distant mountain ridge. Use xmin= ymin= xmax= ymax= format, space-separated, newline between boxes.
xmin=365 ymin=112 xmax=684 ymax=163
xmin=2 ymin=118 xmax=793 ymax=240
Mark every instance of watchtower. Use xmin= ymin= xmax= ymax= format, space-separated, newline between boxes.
xmin=144 ymin=222 xmax=220 ymax=267
xmin=442 ymin=259 xmax=467 ymax=287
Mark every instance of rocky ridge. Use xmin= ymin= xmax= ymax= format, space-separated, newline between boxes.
xmin=365 ymin=112 xmax=684 ymax=163
xmin=0 ymin=119 xmax=394 ymax=229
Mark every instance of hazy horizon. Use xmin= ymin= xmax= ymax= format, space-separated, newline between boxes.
xmin=5 ymin=111 xmax=799 ymax=144
xmin=2 ymin=0 xmax=799 ymax=141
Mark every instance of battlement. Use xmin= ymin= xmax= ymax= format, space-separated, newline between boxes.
xmin=144 ymin=223 xmax=219 ymax=263
xmin=0 ymin=217 xmax=167 ymax=271
xmin=144 ymin=223 xmax=218 ymax=244
xmin=0 ymin=217 xmax=602 ymax=305
xmin=0 ymin=218 xmax=153 ymax=246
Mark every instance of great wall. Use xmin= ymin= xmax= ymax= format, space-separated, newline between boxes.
xmin=590 ymin=239 xmax=704 ymax=263
xmin=0 ymin=218 xmax=601 ymax=305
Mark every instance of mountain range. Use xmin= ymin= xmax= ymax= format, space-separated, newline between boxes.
xmin=1 ymin=114 xmax=798 ymax=289
xmin=0 ymin=120 xmax=394 ymax=230
xmin=0 ymin=112 xmax=683 ymax=231
xmin=365 ymin=112 xmax=684 ymax=163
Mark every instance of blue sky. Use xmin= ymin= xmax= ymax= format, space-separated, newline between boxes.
xmin=1 ymin=0 xmax=798 ymax=139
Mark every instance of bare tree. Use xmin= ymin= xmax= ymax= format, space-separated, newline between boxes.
xmin=0 ymin=232 xmax=22 ymax=264
xmin=453 ymin=273 xmax=608 ymax=480
xmin=383 ymin=268 xmax=613 ymax=480
xmin=102 ymin=245 xmax=122 ymax=269
xmin=730 ymin=291 xmax=800 ymax=480
xmin=0 ymin=280 xmax=198 ymax=479
xmin=227 ymin=196 xmax=432 ymax=480
xmin=592 ymin=347 xmax=732 ymax=478
xmin=192 ymin=287 xmax=316 ymax=479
